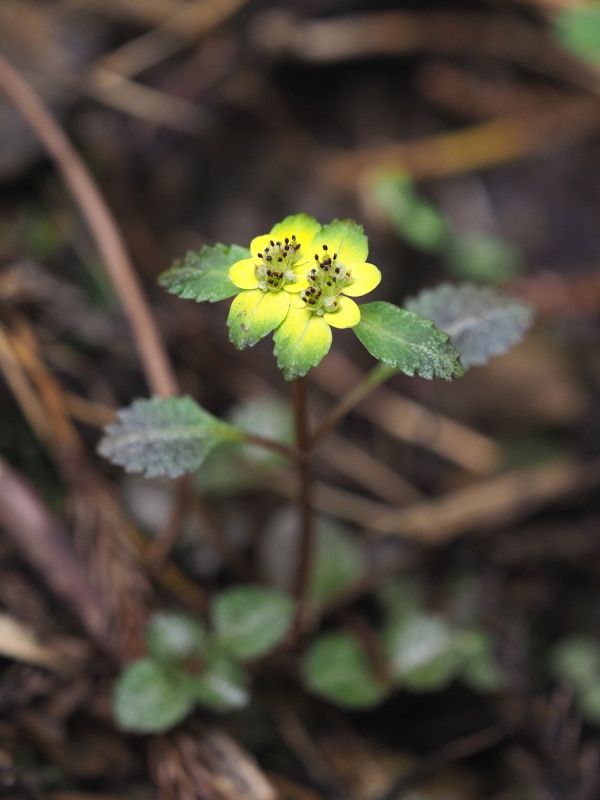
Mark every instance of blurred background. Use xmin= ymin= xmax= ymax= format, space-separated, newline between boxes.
xmin=2 ymin=1 xmax=600 ymax=798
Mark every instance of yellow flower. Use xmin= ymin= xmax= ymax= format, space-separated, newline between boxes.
xmin=227 ymin=214 xmax=320 ymax=349
xmin=274 ymin=220 xmax=382 ymax=380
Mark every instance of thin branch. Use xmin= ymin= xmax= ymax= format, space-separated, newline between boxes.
xmin=0 ymin=50 xmax=178 ymax=398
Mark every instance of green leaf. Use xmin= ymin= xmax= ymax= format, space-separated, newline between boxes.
xmin=353 ymin=302 xmax=463 ymax=380
xmin=113 ymin=658 xmax=195 ymax=733
xmin=309 ymin=219 xmax=369 ymax=264
xmin=98 ymin=396 xmax=242 ymax=479
xmin=578 ymin=682 xmax=600 ymax=724
xmin=456 ymin=630 xmax=504 ymax=693
xmin=554 ymin=6 xmax=600 ymax=66
xmin=302 ymin=632 xmax=389 ymax=709
xmin=372 ymin=176 xmax=449 ymax=254
xmin=159 ymin=244 xmax=248 ymax=303
xmin=146 ymin=612 xmax=207 ymax=664
xmin=273 ymin=308 xmax=332 ymax=381
xmin=189 ymin=653 xmax=249 ymax=712
xmin=212 ymin=585 xmax=294 ymax=661
xmin=551 ymin=636 xmax=600 ymax=691
xmin=310 ymin=522 xmax=364 ymax=605
xmin=227 ymin=289 xmax=290 ymax=349
xmin=446 ymin=234 xmax=523 ymax=284
xmin=383 ymin=614 xmax=458 ymax=691
xmin=377 ymin=578 xmax=423 ymax=624
xmin=405 ymin=283 xmax=533 ymax=369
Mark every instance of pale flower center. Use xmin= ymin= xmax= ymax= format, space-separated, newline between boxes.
xmin=300 ymin=245 xmax=352 ymax=316
xmin=255 ymin=235 xmax=301 ymax=293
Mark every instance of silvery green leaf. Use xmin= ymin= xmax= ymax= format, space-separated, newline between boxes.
xmin=159 ymin=244 xmax=249 ymax=302
xmin=98 ymin=396 xmax=242 ymax=479
xmin=310 ymin=522 xmax=364 ymax=605
xmin=190 ymin=653 xmax=249 ymax=712
xmin=405 ymin=283 xmax=533 ymax=369
xmin=113 ymin=659 xmax=195 ymax=733
xmin=302 ymin=631 xmax=389 ymax=709
xmin=212 ymin=585 xmax=294 ymax=661
xmin=383 ymin=614 xmax=459 ymax=691
xmin=354 ymin=302 xmax=463 ymax=380
xmin=146 ymin=612 xmax=207 ymax=663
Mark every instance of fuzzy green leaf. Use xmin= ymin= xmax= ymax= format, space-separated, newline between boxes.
xmin=383 ymin=614 xmax=459 ymax=691
xmin=146 ymin=612 xmax=207 ymax=664
xmin=98 ymin=396 xmax=242 ymax=479
xmin=273 ymin=308 xmax=332 ymax=381
xmin=159 ymin=244 xmax=248 ymax=302
xmin=113 ymin=659 xmax=195 ymax=733
xmin=212 ymin=586 xmax=294 ymax=661
xmin=405 ymin=283 xmax=533 ymax=369
xmin=310 ymin=523 xmax=364 ymax=605
xmin=353 ymin=301 xmax=463 ymax=380
xmin=189 ymin=653 xmax=249 ymax=712
xmin=302 ymin=632 xmax=389 ymax=709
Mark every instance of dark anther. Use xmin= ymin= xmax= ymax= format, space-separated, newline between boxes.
xmin=292 ymin=234 xmax=296 ymax=239
xmin=268 ymin=280 xmax=274 ymax=285
xmin=270 ymin=240 xmax=275 ymax=246
xmin=335 ymin=267 xmax=340 ymax=274
xmin=323 ymin=245 xmax=328 ymax=251
xmin=333 ymin=253 xmax=337 ymax=259
xmin=332 ymin=276 xmax=337 ymax=282
xmin=327 ymin=281 xmax=331 ymax=286
xmin=278 ymin=257 xmax=282 ymax=262
xmin=295 ymin=244 xmax=301 ymax=251
xmin=314 ymin=254 xmax=319 ymax=260
xmin=267 ymin=270 xmax=272 ymax=276
xmin=285 ymin=238 xmax=289 ymax=244
xmin=309 ymin=299 xmax=316 ymax=305
xmin=266 ymin=256 xmax=272 ymax=262
xmin=302 ymin=296 xmax=307 ymax=302
xmin=258 ymin=253 xmax=263 ymax=258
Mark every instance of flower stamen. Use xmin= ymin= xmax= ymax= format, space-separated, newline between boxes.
xmin=299 ymin=246 xmax=353 ymax=314
xmin=254 ymin=234 xmax=301 ymax=292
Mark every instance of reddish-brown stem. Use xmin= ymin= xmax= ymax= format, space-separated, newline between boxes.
xmin=292 ymin=377 xmax=315 ymax=628
xmin=0 ymin=51 xmax=177 ymax=398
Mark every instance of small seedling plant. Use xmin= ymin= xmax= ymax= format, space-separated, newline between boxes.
xmin=100 ymin=214 xmax=532 ymax=733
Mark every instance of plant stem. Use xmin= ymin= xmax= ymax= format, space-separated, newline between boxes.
xmin=292 ymin=377 xmax=314 ymax=628
xmin=310 ymin=362 xmax=397 ymax=448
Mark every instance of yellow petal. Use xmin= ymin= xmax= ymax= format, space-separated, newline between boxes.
xmin=309 ymin=220 xmax=368 ymax=265
xmin=273 ymin=307 xmax=332 ymax=381
xmin=270 ymin=214 xmax=321 ymax=247
xmin=343 ymin=262 xmax=382 ymax=297
xmin=251 ymin=215 xmax=321 ymax=262
xmin=229 ymin=258 xmax=258 ymax=289
xmin=289 ymin=294 xmax=306 ymax=309
xmin=324 ymin=296 xmax=361 ymax=329
xmin=227 ymin=289 xmax=289 ymax=349
xmin=250 ymin=234 xmax=272 ymax=259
